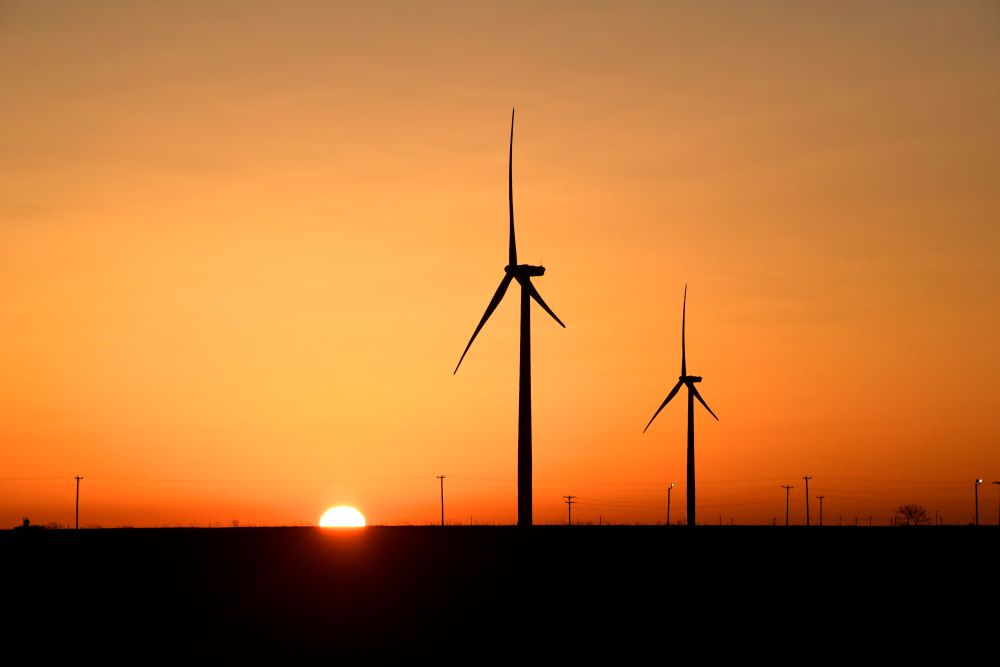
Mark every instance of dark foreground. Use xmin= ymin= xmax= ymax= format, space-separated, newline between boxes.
xmin=3 ymin=526 xmax=994 ymax=660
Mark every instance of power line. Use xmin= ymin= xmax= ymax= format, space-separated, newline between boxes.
xmin=86 ymin=475 xmax=435 ymax=484
xmin=820 ymin=476 xmax=969 ymax=486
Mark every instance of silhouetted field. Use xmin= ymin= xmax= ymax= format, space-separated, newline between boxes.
xmin=3 ymin=526 xmax=993 ymax=660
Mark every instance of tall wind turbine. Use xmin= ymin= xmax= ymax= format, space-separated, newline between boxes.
xmin=454 ymin=109 xmax=566 ymax=527
xmin=643 ymin=285 xmax=718 ymax=526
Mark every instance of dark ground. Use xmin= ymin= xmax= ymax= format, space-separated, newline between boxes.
xmin=2 ymin=526 xmax=994 ymax=661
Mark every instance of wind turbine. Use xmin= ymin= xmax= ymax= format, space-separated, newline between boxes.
xmin=643 ymin=285 xmax=718 ymax=526
xmin=454 ymin=109 xmax=566 ymax=527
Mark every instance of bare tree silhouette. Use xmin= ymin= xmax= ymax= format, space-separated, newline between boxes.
xmin=896 ymin=504 xmax=929 ymax=526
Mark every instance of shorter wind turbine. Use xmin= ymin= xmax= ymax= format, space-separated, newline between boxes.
xmin=643 ymin=285 xmax=718 ymax=527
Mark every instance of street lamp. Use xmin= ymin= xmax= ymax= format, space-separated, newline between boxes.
xmin=667 ymin=482 xmax=675 ymax=526
xmin=975 ymin=479 xmax=983 ymax=526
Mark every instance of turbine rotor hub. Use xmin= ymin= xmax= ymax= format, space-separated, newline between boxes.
xmin=505 ymin=264 xmax=546 ymax=278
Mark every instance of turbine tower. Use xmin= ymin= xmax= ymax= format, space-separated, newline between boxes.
xmin=454 ymin=109 xmax=566 ymax=527
xmin=643 ymin=285 xmax=718 ymax=526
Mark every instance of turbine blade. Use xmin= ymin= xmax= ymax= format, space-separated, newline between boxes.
xmin=525 ymin=279 xmax=566 ymax=328
xmin=508 ymin=108 xmax=517 ymax=267
xmin=690 ymin=383 xmax=719 ymax=421
xmin=643 ymin=381 xmax=683 ymax=433
xmin=681 ymin=284 xmax=687 ymax=376
xmin=454 ymin=273 xmax=514 ymax=374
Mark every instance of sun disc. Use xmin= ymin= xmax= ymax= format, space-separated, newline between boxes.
xmin=319 ymin=506 xmax=366 ymax=528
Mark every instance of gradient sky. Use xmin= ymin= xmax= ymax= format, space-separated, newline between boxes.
xmin=2 ymin=1 xmax=998 ymax=527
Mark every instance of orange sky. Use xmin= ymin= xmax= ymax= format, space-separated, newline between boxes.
xmin=2 ymin=1 xmax=998 ymax=527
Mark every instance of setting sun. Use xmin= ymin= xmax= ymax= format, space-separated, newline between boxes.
xmin=319 ymin=506 xmax=367 ymax=528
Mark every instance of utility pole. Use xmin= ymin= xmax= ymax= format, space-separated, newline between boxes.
xmin=993 ymin=482 xmax=1000 ymax=527
xmin=666 ymin=482 xmax=675 ymax=527
xmin=563 ymin=495 xmax=577 ymax=526
xmin=75 ymin=475 xmax=82 ymax=530
xmin=934 ymin=509 xmax=939 ymax=526
xmin=802 ymin=476 xmax=812 ymax=526
xmin=781 ymin=485 xmax=793 ymax=526
xmin=816 ymin=495 xmax=825 ymax=527
xmin=436 ymin=475 xmax=446 ymax=526
xmin=975 ymin=479 xmax=983 ymax=526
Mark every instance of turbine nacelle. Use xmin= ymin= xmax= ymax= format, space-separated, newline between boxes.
xmin=681 ymin=375 xmax=703 ymax=384
xmin=505 ymin=264 xmax=546 ymax=278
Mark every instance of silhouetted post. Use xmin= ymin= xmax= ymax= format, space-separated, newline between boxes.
xmin=74 ymin=475 xmax=82 ymax=529
xmin=781 ymin=485 xmax=793 ymax=526
xmin=563 ymin=495 xmax=577 ymax=526
xmin=994 ymin=482 xmax=1000 ymax=526
xmin=934 ymin=509 xmax=940 ymax=526
xmin=816 ymin=495 xmax=825 ymax=527
xmin=802 ymin=476 xmax=812 ymax=526
xmin=975 ymin=479 xmax=983 ymax=526
xmin=667 ymin=482 xmax=674 ymax=526
xmin=437 ymin=475 xmax=446 ymax=526
xmin=687 ymin=388 xmax=696 ymax=527
xmin=519 ymin=289 xmax=533 ymax=527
